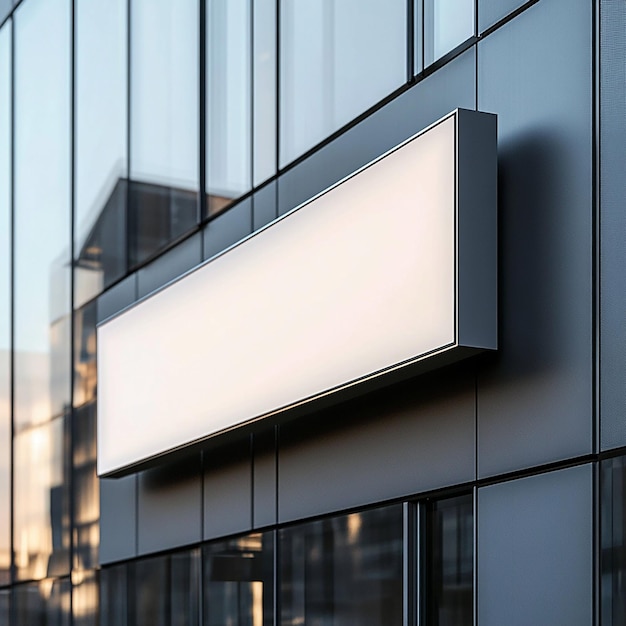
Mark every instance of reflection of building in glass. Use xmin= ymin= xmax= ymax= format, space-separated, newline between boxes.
xmin=2 ymin=0 xmax=626 ymax=624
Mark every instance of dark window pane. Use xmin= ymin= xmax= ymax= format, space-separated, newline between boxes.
xmin=280 ymin=505 xmax=403 ymax=626
xmin=423 ymin=0 xmax=474 ymax=66
xmin=100 ymin=563 xmax=129 ymax=626
xmin=130 ymin=0 xmax=199 ymax=265
xmin=601 ymin=456 xmax=626 ymax=626
xmin=131 ymin=550 xmax=200 ymax=626
xmin=0 ymin=19 xmax=11 ymax=588
xmin=13 ymin=578 xmax=71 ymax=626
xmin=13 ymin=418 xmax=70 ymax=581
xmin=279 ymin=0 xmax=406 ymax=166
xmin=206 ymin=0 xmax=251 ymax=217
xmin=204 ymin=532 xmax=274 ymax=626
xmin=13 ymin=0 xmax=71 ymax=431
xmin=74 ymin=0 xmax=127 ymax=307
xmin=425 ymin=494 xmax=473 ymax=626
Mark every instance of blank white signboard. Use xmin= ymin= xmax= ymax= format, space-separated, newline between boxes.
xmin=97 ymin=109 xmax=497 ymax=476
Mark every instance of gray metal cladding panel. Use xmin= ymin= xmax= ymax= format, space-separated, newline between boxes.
xmin=478 ymin=464 xmax=593 ymax=626
xmin=203 ymin=439 xmax=252 ymax=540
xmin=99 ymin=474 xmax=137 ymax=564
xmin=96 ymin=273 xmax=137 ymax=323
xmin=478 ymin=0 xmax=530 ymax=33
xmin=137 ymin=455 xmax=202 ymax=555
xmin=477 ymin=0 xmax=593 ymax=477
xmin=278 ymin=367 xmax=475 ymax=524
xmin=137 ymin=232 xmax=202 ymax=298
xmin=203 ymin=197 xmax=253 ymax=260
xmin=252 ymin=182 xmax=277 ymax=232
xmin=600 ymin=0 xmax=626 ymax=450
xmin=278 ymin=48 xmax=476 ymax=216
xmin=253 ymin=429 xmax=277 ymax=528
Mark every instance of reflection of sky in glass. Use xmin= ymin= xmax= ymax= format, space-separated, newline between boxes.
xmin=207 ymin=0 xmax=251 ymax=199
xmin=14 ymin=0 xmax=70 ymax=355
xmin=429 ymin=0 xmax=474 ymax=63
xmin=279 ymin=0 xmax=406 ymax=166
xmin=131 ymin=0 xmax=198 ymax=191
xmin=75 ymin=0 xmax=127 ymax=251
xmin=0 ymin=21 xmax=10 ymax=584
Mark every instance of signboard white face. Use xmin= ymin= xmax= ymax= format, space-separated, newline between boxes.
xmin=97 ymin=109 xmax=497 ymax=477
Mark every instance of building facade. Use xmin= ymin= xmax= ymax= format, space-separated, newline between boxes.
xmin=0 ymin=0 xmax=625 ymax=624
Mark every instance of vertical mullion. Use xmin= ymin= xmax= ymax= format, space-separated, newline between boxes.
xmin=69 ymin=0 xmax=76 ymax=612
xmin=407 ymin=0 xmax=414 ymax=81
xmin=9 ymin=13 xmax=15 ymax=606
xmin=250 ymin=0 xmax=255 ymax=222
xmin=125 ymin=0 xmax=132 ymax=272
xmin=199 ymin=0 xmax=206 ymax=228
xmin=275 ymin=0 xmax=280 ymax=175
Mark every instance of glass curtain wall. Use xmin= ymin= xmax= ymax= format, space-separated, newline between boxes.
xmin=129 ymin=0 xmax=199 ymax=265
xmin=74 ymin=0 xmax=127 ymax=309
xmin=602 ymin=456 xmax=626 ymax=626
xmin=279 ymin=0 xmax=407 ymax=166
xmin=13 ymin=0 xmax=71 ymax=584
xmin=0 ymin=17 xmax=11 ymax=590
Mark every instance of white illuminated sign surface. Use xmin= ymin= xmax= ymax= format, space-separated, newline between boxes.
xmin=97 ymin=110 xmax=497 ymax=476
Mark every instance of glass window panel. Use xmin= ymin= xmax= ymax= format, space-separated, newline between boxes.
xmin=204 ymin=532 xmax=274 ymax=626
xmin=100 ymin=563 xmax=129 ymax=626
xmin=130 ymin=0 xmax=199 ymax=265
xmin=252 ymin=0 xmax=276 ymax=187
xmin=73 ymin=302 xmax=97 ymax=409
xmin=423 ymin=0 xmax=474 ymax=66
xmin=13 ymin=578 xmax=71 ymax=626
xmin=73 ymin=570 xmax=99 ymax=626
xmin=280 ymin=505 xmax=403 ymax=626
xmin=206 ymin=0 xmax=251 ymax=217
xmin=425 ymin=494 xmax=473 ymax=626
xmin=73 ymin=403 xmax=98 ymax=571
xmin=0 ymin=19 xmax=12 ymax=589
xmin=131 ymin=549 xmax=200 ymax=626
xmin=74 ymin=0 xmax=127 ymax=307
xmin=601 ymin=456 xmax=626 ymax=626
xmin=279 ymin=0 xmax=406 ymax=167
xmin=0 ymin=589 xmax=9 ymax=624
xmin=14 ymin=418 xmax=70 ymax=582
xmin=13 ymin=0 xmax=70 ymax=431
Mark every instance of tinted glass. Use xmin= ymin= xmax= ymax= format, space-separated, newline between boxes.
xmin=13 ymin=418 xmax=70 ymax=581
xmin=602 ymin=456 xmax=626 ymax=625
xmin=204 ymin=533 xmax=274 ymax=626
xmin=252 ymin=0 xmax=276 ymax=186
xmin=280 ymin=505 xmax=403 ymax=626
xmin=73 ymin=403 xmax=98 ymax=571
xmin=73 ymin=302 xmax=97 ymax=410
xmin=206 ymin=0 xmax=251 ymax=216
xmin=73 ymin=570 xmax=99 ymax=626
xmin=130 ymin=0 xmax=199 ymax=265
xmin=131 ymin=549 xmax=200 ymax=626
xmin=100 ymin=563 xmax=129 ymax=626
xmin=13 ymin=578 xmax=71 ymax=626
xmin=0 ymin=19 xmax=11 ymax=588
xmin=74 ymin=0 xmax=127 ymax=307
xmin=279 ymin=0 xmax=406 ymax=166
xmin=0 ymin=589 xmax=9 ymax=624
xmin=425 ymin=494 xmax=473 ymax=626
xmin=13 ymin=0 xmax=71 ymax=431
xmin=424 ymin=0 xmax=474 ymax=66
